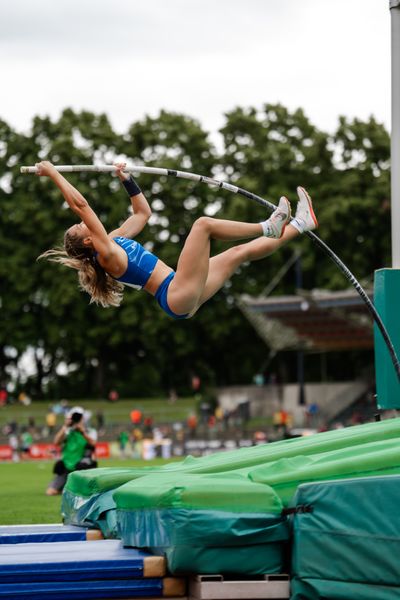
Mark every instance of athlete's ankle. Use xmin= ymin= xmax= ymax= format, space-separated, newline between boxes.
xmin=260 ymin=197 xmax=291 ymax=239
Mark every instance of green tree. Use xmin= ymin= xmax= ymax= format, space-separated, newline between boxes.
xmin=218 ymin=103 xmax=334 ymax=295
xmin=315 ymin=115 xmax=391 ymax=289
xmin=0 ymin=105 xmax=391 ymax=396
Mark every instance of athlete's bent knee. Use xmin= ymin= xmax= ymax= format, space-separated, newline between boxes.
xmin=192 ymin=216 xmax=214 ymax=233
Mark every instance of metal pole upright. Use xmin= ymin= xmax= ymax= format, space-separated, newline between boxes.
xmin=390 ymin=0 xmax=400 ymax=266
xmin=372 ymin=2 xmax=400 ymax=408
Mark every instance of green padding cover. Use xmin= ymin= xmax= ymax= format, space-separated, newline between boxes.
xmin=174 ymin=417 xmax=400 ymax=474
xmin=163 ymin=544 xmax=285 ymax=575
xmin=112 ymin=439 xmax=400 ymax=573
xmin=118 ymin=508 xmax=287 ymax=547
xmin=292 ymin=475 xmax=400 ymax=587
xmin=290 ymin=577 xmax=400 ymax=600
xmin=61 ymin=489 xmax=119 ymax=538
xmin=66 ymin=418 xmax=400 ymax=498
xmin=65 ymin=467 xmax=157 ymax=497
xmin=115 ymin=472 xmax=283 ymax=513
xmin=118 ymin=508 xmax=288 ymax=575
xmin=249 ymin=437 xmax=400 ymax=503
xmin=116 ymin=475 xmax=288 ymax=575
xmin=63 ymin=418 xmax=400 ymax=544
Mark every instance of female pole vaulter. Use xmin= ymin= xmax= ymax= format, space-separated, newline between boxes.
xmin=37 ymin=161 xmax=317 ymax=319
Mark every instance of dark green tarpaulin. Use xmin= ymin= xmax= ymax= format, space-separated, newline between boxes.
xmin=115 ymin=473 xmax=289 ymax=574
xmin=61 ymin=419 xmax=400 ymax=576
xmin=291 ymin=577 xmax=400 ymax=600
xmin=66 ymin=418 xmax=400 ymax=498
xmin=112 ymin=439 xmax=400 ymax=574
xmin=63 ymin=418 xmax=400 ymax=533
xmin=249 ymin=437 xmax=400 ymax=503
xmin=292 ymin=475 xmax=400 ymax=588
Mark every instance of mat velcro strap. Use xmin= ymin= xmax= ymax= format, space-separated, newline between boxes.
xmin=281 ymin=504 xmax=314 ymax=516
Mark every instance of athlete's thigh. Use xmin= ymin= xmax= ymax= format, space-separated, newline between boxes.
xmin=196 ymin=246 xmax=246 ymax=307
xmin=169 ymin=220 xmax=211 ymax=306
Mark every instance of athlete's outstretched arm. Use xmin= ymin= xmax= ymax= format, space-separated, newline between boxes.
xmin=109 ymin=163 xmax=152 ymax=239
xmin=36 ymin=161 xmax=113 ymax=258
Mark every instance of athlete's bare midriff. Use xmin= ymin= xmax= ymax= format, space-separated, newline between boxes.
xmin=143 ymin=259 xmax=174 ymax=296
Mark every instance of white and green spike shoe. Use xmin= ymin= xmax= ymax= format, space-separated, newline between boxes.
xmin=260 ymin=196 xmax=291 ymax=239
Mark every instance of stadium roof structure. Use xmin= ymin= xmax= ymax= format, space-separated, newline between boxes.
xmin=237 ymin=288 xmax=374 ymax=352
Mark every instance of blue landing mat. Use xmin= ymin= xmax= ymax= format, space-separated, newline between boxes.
xmin=0 ymin=578 xmax=163 ymax=599
xmin=0 ymin=540 xmax=153 ymax=583
xmin=0 ymin=524 xmax=87 ymax=544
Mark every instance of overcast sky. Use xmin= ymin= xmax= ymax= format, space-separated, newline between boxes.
xmin=0 ymin=0 xmax=392 ymax=141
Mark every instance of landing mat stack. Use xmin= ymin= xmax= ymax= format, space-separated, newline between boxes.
xmin=0 ymin=539 xmax=185 ymax=600
xmin=61 ymin=419 xmax=400 ymax=579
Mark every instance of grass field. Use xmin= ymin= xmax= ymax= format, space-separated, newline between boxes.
xmin=0 ymin=458 xmax=175 ymax=525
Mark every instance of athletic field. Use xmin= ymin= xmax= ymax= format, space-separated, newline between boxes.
xmin=0 ymin=458 xmax=175 ymax=525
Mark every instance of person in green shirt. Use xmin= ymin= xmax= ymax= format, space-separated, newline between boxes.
xmin=20 ymin=427 xmax=33 ymax=458
xmin=118 ymin=430 xmax=130 ymax=458
xmin=46 ymin=407 xmax=97 ymax=496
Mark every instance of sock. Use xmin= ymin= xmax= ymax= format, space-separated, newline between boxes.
xmin=260 ymin=219 xmax=274 ymax=237
xmin=290 ymin=217 xmax=304 ymax=234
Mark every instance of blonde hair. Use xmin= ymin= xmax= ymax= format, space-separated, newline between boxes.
xmin=38 ymin=231 xmax=124 ymax=308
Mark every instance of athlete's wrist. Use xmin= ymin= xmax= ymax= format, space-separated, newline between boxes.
xmin=122 ymin=175 xmax=141 ymax=197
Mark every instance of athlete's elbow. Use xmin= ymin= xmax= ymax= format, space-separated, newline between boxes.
xmin=142 ymin=207 xmax=152 ymax=221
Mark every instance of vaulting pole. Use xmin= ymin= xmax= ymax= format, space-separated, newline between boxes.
xmin=20 ymin=163 xmax=400 ymax=382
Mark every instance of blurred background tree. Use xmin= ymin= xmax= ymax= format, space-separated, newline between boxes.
xmin=0 ymin=105 xmax=390 ymax=398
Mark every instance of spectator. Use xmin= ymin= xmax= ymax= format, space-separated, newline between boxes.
xmin=46 ymin=407 xmax=97 ymax=496
xmin=207 ymin=414 xmax=216 ymax=428
xmin=118 ymin=430 xmax=130 ymax=458
xmin=83 ymin=424 xmax=98 ymax=465
xmin=168 ymin=388 xmax=178 ymax=404
xmin=45 ymin=410 xmax=57 ymax=436
xmin=5 ymin=420 xmax=18 ymax=435
xmin=305 ymin=402 xmax=319 ymax=428
xmin=191 ymin=375 xmax=201 ymax=392
xmin=131 ymin=428 xmax=143 ymax=459
xmin=52 ymin=400 xmax=68 ymax=416
xmin=130 ymin=409 xmax=142 ymax=426
xmin=0 ymin=387 xmax=8 ymax=407
xmin=214 ymin=406 xmax=224 ymax=431
xmin=187 ymin=413 xmax=198 ymax=437
xmin=20 ymin=427 xmax=33 ymax=459
xmin=253 ymin=431 xmax=268 ymax=445
xmin=143 ymin=416 xmax=153 ymax=436
xmin=96 ymin=410 xmax=105 ymax=434
xmin=108 ymin=389 xmax=119 ymax=403
xmin=9 ymin=432 xmax=20 ymax=462
xmin=28 ymin=416 xmax=37 ymax=436
xmin=18 ymin=391 xmax=31 ymax=406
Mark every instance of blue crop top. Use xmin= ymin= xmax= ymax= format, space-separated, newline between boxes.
xmin=112 ymin=236 xmax=159 ymax=290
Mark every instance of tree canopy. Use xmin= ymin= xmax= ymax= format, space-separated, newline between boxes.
xmin=0 ymin=106 xmax=391 ymax=397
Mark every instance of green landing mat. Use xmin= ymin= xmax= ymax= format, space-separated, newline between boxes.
xmin=249 ymin=436 xmax=400 ymax=503
xmin=112 ymin=441 xmax=400 ymax=574
xmin=290 ymin=577 xmax=400 ymax=600
xmin=67 ymin=418 xmax=400 ymax=498
xmin=63 ymin=418 xmax=400 ymax=532
xmin=292 ymin=475 xmax=400 ymax=588
xmin=115 ymin=473 xmax=289 ymax=575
